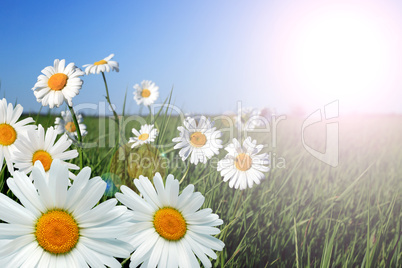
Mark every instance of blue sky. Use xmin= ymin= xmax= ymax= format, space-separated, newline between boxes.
xmin=1 ymin=0 xmax=401 ymax=116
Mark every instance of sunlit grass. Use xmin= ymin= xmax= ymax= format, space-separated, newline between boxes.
xmin=1 ymin=113 xmax=401 ymax=267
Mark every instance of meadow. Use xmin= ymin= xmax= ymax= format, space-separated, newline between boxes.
xmin=2 ymin=110 xmax=400 ymax=267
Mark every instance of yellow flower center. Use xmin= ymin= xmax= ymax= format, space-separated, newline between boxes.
xmin=32 ymin=150 xmax=53 ymax=172
xmin=35 ymin=210 xmax=79 ymax=254
xmin=138 ymin=133 xmax=149 ymax=141
xmin=47 ymin=73 xmax=68 ymax=91
xmin=235 ymin=153 xmax=252 ymax=171
xmin=65 ymin=122 xmax=76 ymax=133
xmin=141 ymin=89 xmax=151 ymax=98
xmin=153 ymin=207 xmax=187 ymax=241
xmin=94 ymin=59 xmax=107 ymax=65
xmin=0 ymin=123 xmax=17 ymax=146
xmin=190 ymin=132 xmax=207 ymax=148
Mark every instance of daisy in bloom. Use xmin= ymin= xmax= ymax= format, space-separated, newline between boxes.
xmin=217 ymin=137 xmax=270 ymax=190
xmin=54 ymin=110 xmax=87 ymax=139
xmin=133 ymin=80 xmax=159 ymax=106
xmin=0 ymin=159 xmax=133 ymax=267
xmin=13 ymin=124 xmax=79 ymax=178
xmin=82 ymin=53 xmax=119 ymax=75
xmin=0 ymin=98 xmax=35 ymax=173
xmin=32 ymin=59 xmax=85 ymax=108
xmin=235 ymin=107 xmax=267 ymax=130
xmin=116 ymin=173 xmax=225 ymax=268
xmin=129 ymin=124 xmax=158 ymax=148
xmin=172 ymin=116 xmax=222 ymax=165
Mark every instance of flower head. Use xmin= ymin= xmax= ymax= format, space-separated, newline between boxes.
xmin=32 ymin=59 xmax=85 ymax=108
xmin=82 ymin=53 xmax=119 ymax=75
xmin=235 ymin=107 xmax=267 ymax=130
xmin=129 ymin=124 xmax=158 ymax=148
xmin=54 ymin=110 xmax=87 ymax=139
xmin=172 ymin=116 xmax=222 ymax=165
xmin=0 ymin=160 xmax=133 ymax=267
xmin=0 ymin=98 xmax=35 ymax=173
xmin=217 ymin=137 xmax=270 ymax=190
xmin=116 ymin=173 xmax=225 ymax=268
xmin=13 ymin=124 xmax=79 ymax=178
xmin=133 ymin=80 xmax=159 ymax=106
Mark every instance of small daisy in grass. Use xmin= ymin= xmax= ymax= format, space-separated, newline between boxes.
xmin=129 ymin=124 xmax=158 ymax=148
xmin=172 ymin=116 xmax=222 ymax=165
xmin=0 ymin=98 xmax=35 ymax=173
xmin=115 ymin=173 xmax=225 ymax=268
xmin=13 ymin=124 xmax=79 ymax=178
xmin=32 ymin=59 xmax=85 ymax=108
xmin=133 ymin=80 xmax=159 ymax=106
xmin=82 ymin=53 xmax=119 ymax=75
xmin=217 ymin=137 xmax=270 ymax=190
xmin=54 ymin=110 xmax=87 ymax=139
xmin=0 ymin=159 xmax=133 ymax=267
xmin=235 ymin=107 xmax=267 ymax=130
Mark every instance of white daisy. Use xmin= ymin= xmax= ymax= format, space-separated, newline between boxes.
xmin=129 ymin=124 xmax=158 ymax=148
xmin=235 ymin=107 xmax=267 ymax=130
xmin=13 ymin=124 xmax=79 ymax=178
xmin=55 ymin=110 xmax=87 ymax=139
xmin=133 ymin=80 xmax=159 ymax=106
xmin=172 ymin=116 xmax=222 ymax=165
xmin=32 ymin=59 xmax=85 ymax=108
xmin=115 ymin=173 xmax=225 ymax=268
xmin=82 ymin=53 xmax=119 ymax=75
xmin=0 ymin=98 xmax=35 ymax=174
xmin=0 ymin=159 xmax=133 ymax=267
xmin=217 ymin=137 xmax=270 ymax=190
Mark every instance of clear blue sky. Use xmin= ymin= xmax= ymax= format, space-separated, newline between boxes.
xmin=1 ymin=0 xmax=401 ymax=116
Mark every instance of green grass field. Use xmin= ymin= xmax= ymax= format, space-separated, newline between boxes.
xmin=1 ymin=111 xmax=401 ymax=267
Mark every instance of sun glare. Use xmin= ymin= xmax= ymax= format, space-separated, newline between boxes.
xmin=274 ymin=1 xmax=400 ymax=112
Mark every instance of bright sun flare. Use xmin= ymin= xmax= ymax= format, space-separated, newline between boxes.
xmin=276 ymin=2 xmax=399 ymax=112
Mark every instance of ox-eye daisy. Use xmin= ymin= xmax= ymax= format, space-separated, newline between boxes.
xmin=217 ymin=137 xmax=270 ymax=190
xmin=172 ymin=116 xmax=222 ymax=165
xmin=0 ymin=159 xmax=133 ymax=267
xmin=116 ymin=173 xmax=225 ymax=268
xmin=133 ymin=80 xmax=159 ymax=106
xmin=0 ymin=98 xmax=35 ymax=173
xmin=129 ymin=124 xmax=158 ymax=148
xmin=55 ymin=110 xmax=87 ymax=139
xmin=13 ymin=124 xmax=79 ymax=178
xmin=82 ymin=53 xmax=119 ymax=75
xmin=32 ymin=59 xmax=84 ymax=108
xmin=235 ymin=107 xmax=267 ymax=130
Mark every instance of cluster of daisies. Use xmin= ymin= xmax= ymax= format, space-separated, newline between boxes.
xmin=0 ymin=54 xmax=270 ymax=267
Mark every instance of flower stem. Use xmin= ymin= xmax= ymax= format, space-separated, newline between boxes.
xmin=68 ymin=105 xmax=83 ymax=168
xmin=101 ymin=72 xmax=120 ymax=145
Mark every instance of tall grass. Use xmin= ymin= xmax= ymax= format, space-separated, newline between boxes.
xmin=1 ymin=112 xmax=401 ymax=267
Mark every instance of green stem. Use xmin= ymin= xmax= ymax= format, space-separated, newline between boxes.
xmin=68 ymin=105 xmax=83 ymax=169
xmin=101 ymin=72 xmax=120 ymax=131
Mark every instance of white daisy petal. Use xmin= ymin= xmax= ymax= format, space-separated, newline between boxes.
xmin=0 ymin=160 xmax=132 ymax=266
xmin=115 ymin=174 xmax=224 ymax=268
xmin=172 ymin=116 xmax=222 ymax=165
xmin=32 ymin=59 xmax=84 ymax=108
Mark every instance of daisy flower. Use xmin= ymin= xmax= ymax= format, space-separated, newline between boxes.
xmin=82 ymin=53 xmax=119 ymax=75
xmin=129 ymin=124 xmax=158 ymax=148
xmin=54 ymin=110 xmax=87 ymax=139
xmin=115 ymin=173 xmax=225 ymax=268
xmin=0 ymin=98 xmax=35 ymax=173
xmin=133 ymin=80 xmax=159 ymax=106
xmin=172 ymin=116 xmax=222 ymax=165
xmin=235 ymin=107 xmax=267 ymax=130
xmin=217 ymin=137 xmax=270 ymax=190
xmin=13 ymin=124 xmax=79 ymax=178
xmin=0 ymin=159 xmax=133 ymax=267
xmin=32 ymin=59 xmax=85 ymax=108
